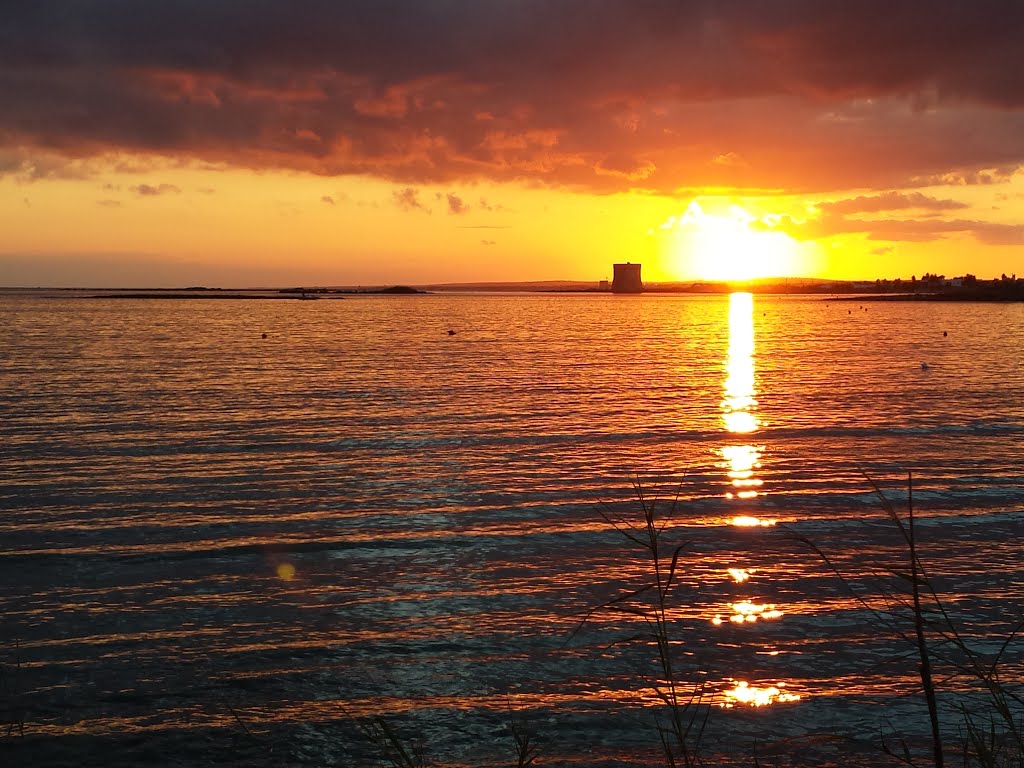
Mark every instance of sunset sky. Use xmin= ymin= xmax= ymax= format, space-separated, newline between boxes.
xmin=2 ymin=1 xmax=1023 ymax=287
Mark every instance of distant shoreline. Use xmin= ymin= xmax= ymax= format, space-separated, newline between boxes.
xmin=90 ymin=293 xmax=345 ymax=300
xmin=831 ymin=291 xmax=1024 ymax=303
xmin=3 ymin=281 xmax=1021 ymax=301
xmin=83 ymin=286 xmax=428 ymax=299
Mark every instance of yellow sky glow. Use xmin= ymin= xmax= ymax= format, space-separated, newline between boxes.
xmin=1 ymin=158 xmax=1022 ymax=287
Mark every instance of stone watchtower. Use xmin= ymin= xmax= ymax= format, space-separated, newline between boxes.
xmin=611 ymin=262 xmax=643 ymax=293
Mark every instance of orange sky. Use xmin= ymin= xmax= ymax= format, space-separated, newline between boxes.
xmin=2 ymin=2 xmax=1022 ymax=287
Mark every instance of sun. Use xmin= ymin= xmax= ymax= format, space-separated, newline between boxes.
xmin=668 ymin=202 xmax=803 ymax=282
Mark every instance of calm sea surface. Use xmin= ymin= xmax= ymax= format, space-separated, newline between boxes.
xmin=2 ymin=292 xmax=1023 ymax=767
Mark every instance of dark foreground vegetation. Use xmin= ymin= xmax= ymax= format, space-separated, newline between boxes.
xmin=351 ymin=475 xmax=1023 ymax=768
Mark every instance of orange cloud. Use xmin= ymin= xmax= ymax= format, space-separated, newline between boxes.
xmin=131 ymin=183 xmax=180 ymax=196
xmin=392 ymin=186 xmax=429 ymax=213
xmin=2 ymin=2 xmax=1023 ymax=196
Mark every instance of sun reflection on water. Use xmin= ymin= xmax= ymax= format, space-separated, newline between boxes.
xmin=720 ymin=293 xmax=763 ymax=504
xmin=711 ymin=601 xmax=784 ymax=625
xmin=722 ymin=292 xmax=758 ymax=433
xmin=727 ymin=567 xmax=753 ymax=583
xmin=730 ymin=515 xmax=776 ymax=527
xmin=720 ymin=680 xmax=801 ymax=708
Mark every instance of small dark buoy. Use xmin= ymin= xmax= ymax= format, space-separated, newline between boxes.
xmin=943 ymin=331 xmax=948 ymax=337
xmin=261 ymin=332 xmax=267 ymax=339
xmin=921 ymin=362 xmax=930 ymax=370
xmin=447 ymin=329 xmax=456 ymax=336
xmin=848 ymin=310 xmax=851 ymax=314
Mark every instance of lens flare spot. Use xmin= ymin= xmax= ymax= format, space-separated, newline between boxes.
xmin=276 ymin=562 xmax=296 ymax=581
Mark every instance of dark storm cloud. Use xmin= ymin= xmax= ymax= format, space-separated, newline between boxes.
xmin=2 ymin=1 xmax=1024 ymax=192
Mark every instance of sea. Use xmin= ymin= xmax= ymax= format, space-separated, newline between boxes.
xmin=1 ymin=290 xmax=1023 ymax=767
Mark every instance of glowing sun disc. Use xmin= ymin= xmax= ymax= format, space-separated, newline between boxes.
xmin=672 ymin=202 xmax=801 ymax=282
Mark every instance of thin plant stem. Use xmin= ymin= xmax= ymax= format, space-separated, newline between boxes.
xmin=905 ymin=471 xmax=944 ymax=768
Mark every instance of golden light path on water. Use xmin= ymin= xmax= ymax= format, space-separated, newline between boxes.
xmin=720 ymin=294 xmax=767 ymax=517
xmin=721 ymin=292 xmax=759 ymax=437
xmin=713 ymin=292 xmax=795 ymax=707
xmin=710 ymin=600 xmax=785 ymax=626
xmin=727 ymin=567 xmax=753 ymax=583
xmin=720 ymin=681 xmax=802 ymax=708
xmin=730 ymin=515 xmax=776 ymax=527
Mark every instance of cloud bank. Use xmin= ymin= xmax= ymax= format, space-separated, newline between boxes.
xmin=2 ymin=1 xmax=1023 ymax=192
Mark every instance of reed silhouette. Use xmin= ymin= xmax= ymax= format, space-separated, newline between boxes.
xmin=350 ymin=473 xmax=1023 ymax=767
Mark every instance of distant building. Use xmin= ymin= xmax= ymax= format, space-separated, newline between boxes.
xmin=612 ymin=262 xmax=643 ymax=293
xmin=599 ymin=279 xmax=609 ymax=291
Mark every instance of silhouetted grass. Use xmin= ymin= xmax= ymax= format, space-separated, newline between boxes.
xmin=570 ymin=477 xmax=710 ymax=767
xmin=349 ymin=705 xmax=540 ymax=768
xmin=347 ymin=472 xmax=1022 ymax=767
xmin=353 ymin=716 xmax=433 ymax=768
xmin=796 ymin=472 xmax=1024 ymax=768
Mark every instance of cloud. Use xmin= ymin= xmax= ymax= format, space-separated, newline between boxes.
xmin=97 ymin=199 xmax=122 ymax=207
xmin=2 ymin=3 xmax=1024 ymax=193
xmin=967 ymin=221 xmax=1024 ymax=246
xmin=321 ymin=195 xmax=335 ymax=205
xmin=393 ymin=186 xmax=429 ymax=212
xmin=0 ymin=148 xmax=99 ymax=181
xmin=595 ymin=153 xmax=656 ymax=180
xmin=773 ymin=210 xmax=1024 ymax=245
xmin=870 ymin=245 xmax=894 ymax=255
xmin=909 ymin=166 xmax=1020 ymax=186
xmin=481 ymin=239 xmax=497 ymax=246
xmin=711 ymin=152 xmax=748 ymax=168
xmin=446 ymin=192 xmax=467 ymax=214
xmin=477 ymin=197 xmax=505 ymax=212
xmin=819 ymin=192 xmax=969 ymax=215
xmin=131 ymin=183 xmax=180 ymax=196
